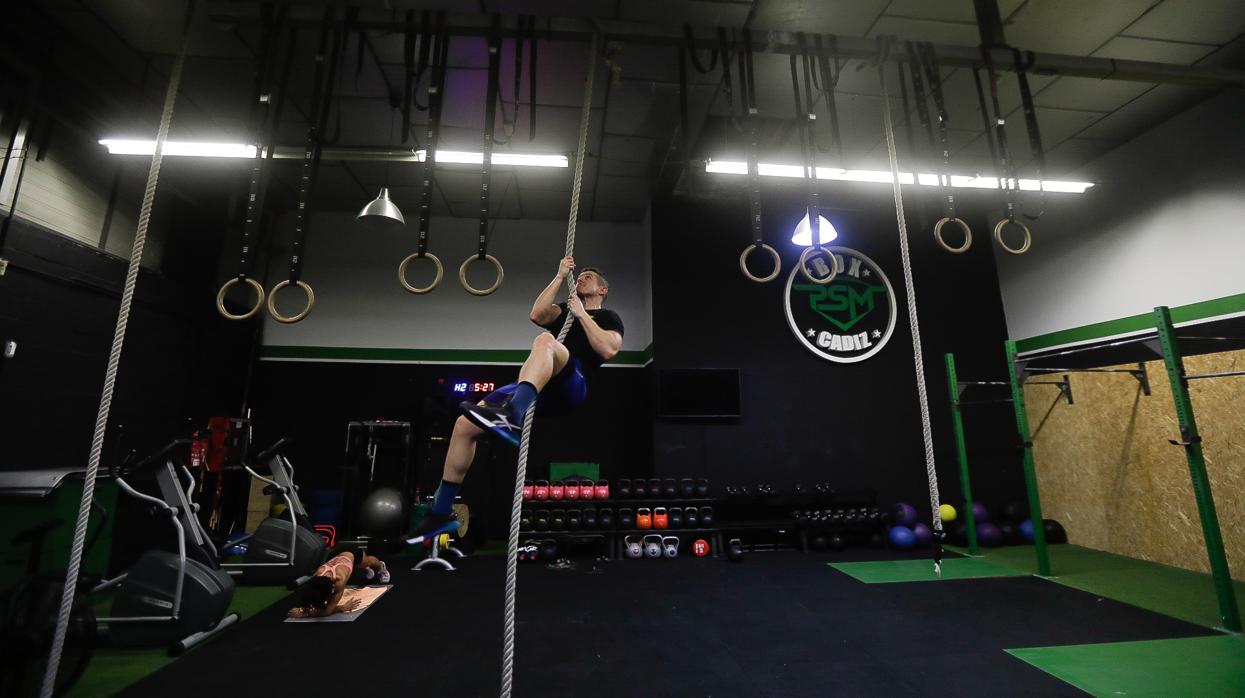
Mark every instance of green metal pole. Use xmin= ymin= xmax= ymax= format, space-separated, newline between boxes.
xmin=1153 ymin=305 xmax=1242 ymax=632
xmin=943 ymin=353 xmax=979 ymax=555
xmin=1005 ymin=339 xmax=1051 ymax=576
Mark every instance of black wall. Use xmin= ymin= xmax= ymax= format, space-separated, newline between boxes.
xmin=651 ymin=182 xmax=1023 ymax=511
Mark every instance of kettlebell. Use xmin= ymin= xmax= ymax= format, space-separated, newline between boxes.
xmin=523 ymin=480 xmax=534 ymax=500
xmin=534 ymin=480 xmax=550 ymax=500
xmin=727 ymin=538 xmax=745 ymax=562
xmin=684 ymin=508 xmax=699 ymax=528
xmin=694 ymin=478 xmax=709 ymax=497
xmin=618 ymin=478 xmax=633 ymax=498
xmin=643 ymin=534 xmax=663 ymax=559
xmin=653 ymin=507 xmax=668 ymax=529
xmin=550 ymin=509 xmax=566 ymax=530
xmin=619 ymin=508 xmax=634 ymax=529
xmin=598 ymin=508 xmax=614 ymax=529
xmin=582 ymin=509 xmax=598 ymax=529
xmin=636 ymin=507 xmax=653 ymax=530
xmin=680 ymin=478 xmax=695 ymax=498
xmin=632 ymin=479 xmax=647 ymax=498
xmin=647 ymin=478 xmax=662 ymax=497
xmin=567 ymin=509 xmax=582 ymax=530
xmin=669 ymin=507 xmax=684 ymax=528
xmin=662 ymin=478 xmax=677 ymax=498
xmin=662 ymin=535 xmax=680 ymax=559
xmin=535 ymin=509 xmax=550 ymax=531
xmin=624 ymin=535 xmax=643 ymax=559
xmin=699 ymin=506 xmax=714 ymax=527
xmin=520 ymin=511 xmax=533 ymax=530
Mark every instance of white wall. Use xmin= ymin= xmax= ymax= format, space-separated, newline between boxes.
xmin=257 ymin=211 xmax=652 ymax=358
xmin=995 ymin=90 xmax=1245 ymax=344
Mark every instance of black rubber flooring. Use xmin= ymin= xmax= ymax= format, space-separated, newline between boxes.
xmin=117 ymin=549 xmax=1215 ymax=697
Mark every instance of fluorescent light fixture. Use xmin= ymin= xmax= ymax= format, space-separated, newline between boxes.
xmin=414 ymin=150 xmax=568 ymax=168
xmin=791 ymin=212 xmax=839 ymax=246
xmin=704 ymin=159 xmax=1094 ymax=194
xmin=100 ymin=139 xmax=256 ymax=158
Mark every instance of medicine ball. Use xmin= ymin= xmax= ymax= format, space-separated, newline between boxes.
xmin=358 ymin=488 xmax=405 ymax=537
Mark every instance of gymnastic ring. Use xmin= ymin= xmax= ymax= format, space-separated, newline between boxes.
xmin=459 ymin=254 xmax=504 ymax=296
xmin=933 ymin=217 xmax=972 ymax=254
xmin=739 ymin=243 xmax=781 ymax=283
xmin=215 ymin=277 xmax=265 ymax=320
xmin=993 ymin=218 xmax=1032 ymax=255
xmin=266 ymin=279 xmax=316 ymax=324
xmin=798 ymin=245 xmax=839 ymax=285
xmin=398 ymin=252 xmax=444 ymax=294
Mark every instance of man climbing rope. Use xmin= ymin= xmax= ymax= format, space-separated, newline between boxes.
xmin=410 ymin=255 xmax=623 ymax=537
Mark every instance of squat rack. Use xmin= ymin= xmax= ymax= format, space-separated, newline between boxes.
xmin=949 ymin=306 xmax=1242 ymax=631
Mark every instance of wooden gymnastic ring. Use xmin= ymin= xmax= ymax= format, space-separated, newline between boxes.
xmin=993 ymin=218 xmax=1032 ymax=255
xmin=934 ymin=217 xmax=972 ymax=254
xmin=798 ymin=245 xmax=839 ymax=285
xmin=215 ymin=277 xmax=265 ymax=320
xmin=399 ymin=252 xmax=444 ymax=294
xmin=459 ymin=254 xmax=504 ymax=296
xmin=739 ymin=243 xmax=781 ymax=283
xmin=266 ymin=280 xmax=316 ymax=324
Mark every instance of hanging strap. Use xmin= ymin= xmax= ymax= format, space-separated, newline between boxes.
xmin=916 ymin=42 xmax=971 ymax=254
xmin=268 ymin=11 xmax=341 ymax=323
xmin=812 ymin=35 xmax=843 ymax=160
xmin=527 ymin=16 xmax=538 ymax=141
xmin=1012 ymin=48 xmax=1046 ymax=222
xmin=399 ymin=13 xmax=447 ymax=295
xmin=736 ymin=28 xmax=777 ymax=283
xmin=791 ymin=35 xmax=836 ymax=285
xmin=460 ymin=16 xmax=505 ymax=296
xmin=682 ymin=25 xmax=719 ymax=73
xmin=502 ymin=16 xmax=528 ymax=141
xmin=980 ymin=47 xmax=1031 ymax=254
xmin=401 ymin=10 xmax=415 ymax=142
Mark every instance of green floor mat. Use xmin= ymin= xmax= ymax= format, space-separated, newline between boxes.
xmin=63 ymin=585 xmax=291 ymax=698
xmin=829 ymin=557 xmax=1025 ymax=583
xmin=947 ymin=544 xmax=1245 ymax=631
xmin=1007 ymin=634 xmax=1245 ymax=698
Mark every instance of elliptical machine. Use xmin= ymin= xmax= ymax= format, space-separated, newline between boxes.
xmin=216 ymin=438 xmax=326 ymax=586
xmin=93 ymin=440 xmax=238 ymax=655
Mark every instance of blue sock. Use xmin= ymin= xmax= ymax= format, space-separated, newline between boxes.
xmin=431 ymin=479 xmax=461 ymax=517
xmin=508 ymin=381 xmax=539 ymax=423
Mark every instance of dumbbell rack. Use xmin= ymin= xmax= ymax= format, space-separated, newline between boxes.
xmin=520 ymin=497 xmax=723 ymax=560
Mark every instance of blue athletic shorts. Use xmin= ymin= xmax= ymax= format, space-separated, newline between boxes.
xmin=482 ymin=358 xmax=588 ymax=418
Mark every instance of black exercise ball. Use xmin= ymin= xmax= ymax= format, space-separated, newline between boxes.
xmin=999 ymin=522 xmax=1023 ymax=545
xmin=1002 ymin=501 xmax=1028 ymax=523
xmin=867 ymin=532 xmax=885 ymax=548
xmin=810 ymin=534 xmax=828 ymax=551
xmin=827 ymin=534 xmax=845 ymax=551
xmin=1043 ymin=519 xmax=1069 ymax=544
xmin=359 ymin=487 xmax=406 ymax=537
xmin=950 ymin=523 xmax=968 ymax=547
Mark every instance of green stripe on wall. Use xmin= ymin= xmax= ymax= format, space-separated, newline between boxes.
xmin=1016 ymin=291 xmax=1245 ymax=354
xmin=260 ymin=344 xmax=654 ymax=366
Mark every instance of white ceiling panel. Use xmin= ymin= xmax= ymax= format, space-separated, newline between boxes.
xmin=1075 ymin=83 xmax=1209 ymax=141
xmin=1005 ymin=0 xmax=1154 ymax=56
xmin=1124 ymin=0 xmax=1245 ymax=45
xmin=753 ymin=0 xmax=891 ymax=36
xmin=1033 ymin=76 xmax=1152 ymax=113
xmin=867 ymin=16 xmax=982 ymax=46
xmin=1092 ymin=35 xmax=1217 ymax=64
xmin=883 ymin=0 xmax=1027 ymax=24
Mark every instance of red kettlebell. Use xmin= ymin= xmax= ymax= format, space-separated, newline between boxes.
xmin=564 ymin=481 xmax=580 ymax=500
xmin=653 ymin=507 xmax=669 ymax=529
xmin=534 ymin=480 xmax=550 ymax=501
xmin=692 ymin=539 xmax=710 ymax=557
xmin=579 ymin=479 xmax=595 ymax=500
xmin=550 ymin=481 xmax=565 ymax=501
xmin=595 ymin=480 xmax=610 ymax=500
xmin=523 ymin=480 xmax=534 ymax=501
xmin=636 ymin=507 xmax=653 ymax=530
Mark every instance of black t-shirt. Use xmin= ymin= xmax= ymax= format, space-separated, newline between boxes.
xmin=537 ymin=303 xmax=624 ymax=382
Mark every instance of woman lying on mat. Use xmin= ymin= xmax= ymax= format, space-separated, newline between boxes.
xmin=287 ymin=548 xmax=390 ymax=618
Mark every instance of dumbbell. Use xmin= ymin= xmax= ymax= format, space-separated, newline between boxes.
xmin=636 ymin=507 xmax=653 ymax=530
xmin=618 ymin=478 xmax=632 ymax=498
xmin=684 ymin=507 xmax=699 ymax=528
xmin=523 ymin=480 xmax=534 ymax=500
xmin=662 ymin=478 xmax=677 ymax=498
xmin=694 ymin=478 xmax=709 ymax=497
xmin=582 ymin=509 xmax=598 ymax=529
xmin=669 ymin=507 xmax=684 ymax=528
xmin=534 ymin=480 xmax=550 ymax=500
xmin=619 ymin=508 xmax=634 ymax=529
xmin=520 ymin=511 xmax=533 ymax=531
xmin=643 ymin=534 xmax=663 ymax=558
xmin=535 ymin=510 xmax=550 ymax=531
xmin=550 ymin=509 xmax=566 ymax=530
xmin=567 ymin=509 xmax=582 ymax=530
xmin=653 ymin=507 xmax=668 ymax=529
xmin=598 ymin=508 xmax=614 ymax=529
xmin=662 ymin=536 xmax=680 ymax=558
xmin=680 ymin=478 xmax=695 ymax=498
xmin=699 ymin=507 xmax=714 ymax=527
xmin=632 ymin=479 xmax=647 ymax=498
xmin=625 ymin=535 xmax=643 ymax=559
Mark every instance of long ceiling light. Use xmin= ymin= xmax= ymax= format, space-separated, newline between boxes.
xmin=704 ymin=159 xmax=1094 ymax=194
xmin=99 ymin=139 xmax=568 ymax=168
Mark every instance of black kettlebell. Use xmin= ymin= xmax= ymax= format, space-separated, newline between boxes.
xmin=535 ymin=510 xmax=550 ymax=531
xmin=662 ymin=478 xmax=677 ymax=498
xmin=669 ymin=507 xmax=684 ymax=528
xmin=540 ymin=539 xmax=558 ymax=561
xmin=699 ymin=506 xmax=714 ymax=527
xmin=632 ymin=479 xmax=647 ymax=498
xmin=583 ymin=509 xmax=598 ymax=529
xmin=694 ymin=478 xmax=709 ymax=497
xmin=680 ymin=478 xmax=695 ymax=498
xmin=727 ymin=538 xmax=745 ymax=562
xmin=619 ymin=508 xmax=635 ymax=529
xmin=567 ymin=509 xmax=582 ymax=530
xmin=618 ymin=478 xmax=633 ymax=498
xmin=598 ymin=508 xmax=614 ymax=529
xmin=551 ymin=509 xmax=566 ymax=530
xmin=648 ymin=479 xmax=662 ymax=497
xmin=520 ymin=511 xmax=533 ymax=530
xmin=828 ymin=534 xmax=846 ymax=551
xmin=811 ymin=534 xmax=828 ymax=551
xmin=684 ymin=508 xmax=699 ymax=528
xmin=794 ymin=483 xmax=807 ymax=496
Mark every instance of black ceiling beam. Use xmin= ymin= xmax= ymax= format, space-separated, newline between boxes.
xmin=206 ymin=2 xmax=1245 ymax=89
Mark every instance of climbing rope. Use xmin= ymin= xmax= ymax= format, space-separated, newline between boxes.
xmin=500 ymin=28 xmax=600 ymax=698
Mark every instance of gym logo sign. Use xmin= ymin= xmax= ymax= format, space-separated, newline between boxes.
xmin=783 ymin=247 xmax=896 ymax=363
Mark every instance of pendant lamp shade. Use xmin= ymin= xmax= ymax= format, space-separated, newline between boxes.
xmin=356 ymin=187 xmax=405 ymax=226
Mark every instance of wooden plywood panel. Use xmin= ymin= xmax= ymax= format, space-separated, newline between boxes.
xmin=1025 ymin=350 xmax=1245 ymax=580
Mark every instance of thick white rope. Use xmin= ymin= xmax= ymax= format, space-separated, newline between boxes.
xmin=39 ymin=6 xmax=194 ymax=697
xmin=877 ymin=44 xmax=944 ymax=572
xmin=500 ymin=29 xmax=599 ymax=698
